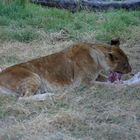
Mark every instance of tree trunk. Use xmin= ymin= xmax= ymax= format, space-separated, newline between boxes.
xmin=31 ymin=0 xmax=140 ymax=11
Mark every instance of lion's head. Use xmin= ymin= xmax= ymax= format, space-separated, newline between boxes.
xmin=106 ymin=39 xmax=132 ymax=74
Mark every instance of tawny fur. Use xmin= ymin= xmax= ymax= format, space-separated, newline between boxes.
xmin=0 ymin=40 xmax=131 ymax=97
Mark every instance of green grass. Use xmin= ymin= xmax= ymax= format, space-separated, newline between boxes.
xmin=0 ymin=1 xmax=140 ymax=42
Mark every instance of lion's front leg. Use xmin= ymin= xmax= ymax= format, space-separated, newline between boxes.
xmin=96 ymin=73 xmax=107 ymax=82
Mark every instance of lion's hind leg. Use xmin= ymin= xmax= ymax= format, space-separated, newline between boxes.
xmin=17 ymin=74 xmax=41 ymax=97
xmin=0 ymin=67 xmax=42 ymax=97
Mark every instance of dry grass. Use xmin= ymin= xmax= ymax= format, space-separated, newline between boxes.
xmin=0 ymin=86 xmax=140 ymax=140
xmin=0 ymin=30 xmax=73 ymax=69
xmin=0 ymin=29 xmax=140 ymax=140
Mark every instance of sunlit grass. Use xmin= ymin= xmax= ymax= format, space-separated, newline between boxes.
xmin=0 ymin=1 xmax=139 ymax=42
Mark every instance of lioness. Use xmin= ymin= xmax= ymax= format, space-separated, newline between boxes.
xmin=0 ymin=39 xmax=131 ymax=97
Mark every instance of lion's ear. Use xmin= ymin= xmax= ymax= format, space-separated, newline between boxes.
xmin=110 ymin=38 xmax=120 ymax=47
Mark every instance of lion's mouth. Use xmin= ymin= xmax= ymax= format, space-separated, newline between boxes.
xmin=108 ymin=71 xmax=122 ymax=83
